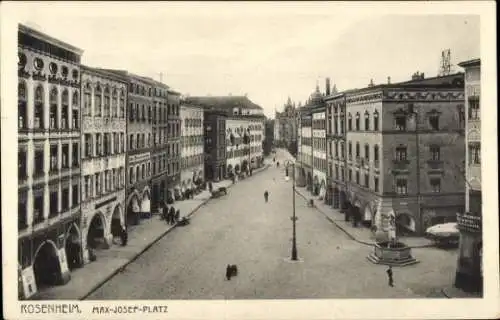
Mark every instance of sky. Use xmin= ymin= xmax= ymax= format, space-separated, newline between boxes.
xmin=9 ymin=2 xmax=480 ymax=118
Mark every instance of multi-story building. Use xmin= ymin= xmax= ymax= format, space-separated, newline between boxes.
xmin=166 ymin=89 xmax=182 ymax=201
xmin=297 ymin=85 xmax=325 ymax=192
xmin=17 ymin=24 xmax=83 ymax=299
xmin=150 ymin=80 xmax=169 ymax=210
xmin=180 ymin=101 xmax=204 ymax=193
xmin=343 ymin=72 xmax=465 ymax=235
xmin=80 ymin=66 xmax=128 ymax=263
xmin=102 ymin=70 xmax=154 ymax=226
xmin=274 ymin=97 xmax=299 ymax=153
xmin=455 ymin=58 xmax=482 ymax=293
xmin=325 ymin=91 xmax=347 ymax=209
xmin=185 ymin=96 xmax=266 ymax=179
xmin=203 ymin=111 xmax=227 ymax=181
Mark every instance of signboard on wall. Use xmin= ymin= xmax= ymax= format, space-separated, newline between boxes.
xmin=21 ymin=266 xmax=37 ymax=298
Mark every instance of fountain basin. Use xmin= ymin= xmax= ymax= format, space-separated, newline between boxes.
xmin=367 ymin=241 xmax=419 ymax=267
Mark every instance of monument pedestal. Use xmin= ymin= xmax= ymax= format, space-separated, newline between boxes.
xmin=367 ymin=241 xmax=419 ymax=267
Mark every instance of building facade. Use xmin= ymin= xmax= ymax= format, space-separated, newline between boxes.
xmin=297 ymin=85 xmax=326 ymax=191
xmin=455 ymin=58 xmax=482 ymax=293
xmin=166 ymin=89 xmax=182 ymax=200
xmin=150 ymin=80 xmax=169 ymax=210
xmin=203 ymin=111 xmax=227 ymax=181
xmin=80 ymin=66 xmax=128 ymax=264
xmin=325 ymin=92 xmax=347 ymax=210
xmin=343 ymin=73 xmax=466 ymax=235
xmin=180 ymin=102 xmax=205 ymax=193
xmin=274 ymin=97 xmax=299 ymax=152
xmin=18 ymin=24 xmax=83 ymax=299
xmin=185 ymin=96 xmax=266 ymax=180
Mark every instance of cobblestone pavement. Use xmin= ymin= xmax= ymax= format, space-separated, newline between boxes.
xmin=32 ymin=174 xmax=262 ymax=300
xmin=86 ymin=151 xmax=460 ymax=300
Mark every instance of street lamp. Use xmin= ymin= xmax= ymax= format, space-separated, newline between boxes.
xmin=285 ymin=160 xmax=298 ymax=261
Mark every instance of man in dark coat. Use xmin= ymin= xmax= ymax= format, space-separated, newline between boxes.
xmin=175 ymin=209 xmax=180 ymax=223
xmin=226 ymin=264 xmax=232 ymax=280
xmin=120 ymin=226 xmax=128 ymax=246
xmin=387 ymin=266 xmax=394 ymax=287
xmin=169 ymin=207 xmax=176 ymax=225
xmin=264 ymin=190 xmax=269 ymax=203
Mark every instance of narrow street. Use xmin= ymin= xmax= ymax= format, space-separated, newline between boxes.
xmin=87 ymin=151 xmax=457 ymax=299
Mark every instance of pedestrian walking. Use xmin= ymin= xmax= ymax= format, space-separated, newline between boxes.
xmin=264 ymin=190 xmax=269 ymax=203
xmin=386 ymin=266 xmax=394 ymax=287
xmin=120 ymin=226 xmax=128 ymax=246
xmin=175 ymin=209 xmax=180 ymax=223
xmin=226 ymin=264 xmax=232 ymax=281
xmin=170 ymin=207 xmax=176 ymax=224
xmin=277 ymin=161 xmax=280 ymax=167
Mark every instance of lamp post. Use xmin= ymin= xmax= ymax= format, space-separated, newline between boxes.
xmin=285 ymin=160 xmax=298 ymax=261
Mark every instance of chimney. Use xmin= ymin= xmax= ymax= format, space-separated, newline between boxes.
xmin=325 ymin=78 xmax=331 ymax=96
xmin=387 ymin=76 xmax=391 ymax=84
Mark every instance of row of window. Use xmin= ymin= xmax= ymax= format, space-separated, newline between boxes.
xmin=18 ymin=82 xmax=80 ymax=130
xmin=84 ymin=133 xmax=125 ymax=158
xmin=129 ymin=83 xmax=168 ymax=98
xmin=342 ymin=168 xmax=442 ymax=194
xmin=19 ymin=143 xmax=80 ymax=180
xmin=83 ymin=90 xmax=125 ymax=118
xmin=182 ymin=135 xmax=204 ymax=147
xmin=312 ymin=119 xmax=326 ymax=130
xmin=184 ymin=118 xmax=203 ymax=128
xmin=129 ymin=102 xmax=180 ymax=122
xmin=181 ymin=154 xmax=204 ymax=169
xmin=18 ymin=183 xmax=80 ymax=230
xmin=83 ymin=167 xmax=125 ymax=201
xmin=313 ymin=137 xmax=327 ymax=152
xmin=313 ymin=157 xmax=328 ymax=173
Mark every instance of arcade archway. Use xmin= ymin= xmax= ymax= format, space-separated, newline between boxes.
xmin=313 ymin=175 xmax=320 ymax=196
xmin=362 ymin=205 xmax=373 ymax=227
xmin=33 ymin=241 xmax=62 ymax=289
xmin=319 ymin=179 xmax=326 ymax=199
xmin=111 ymin=205 xmax=124 ymax=240
xmin=242 ymin=160 xmax=249 ymax=173
xmin=332 ymin=188 xmax=340 ymax=208
xmin=87 ymin=212 xmax=107 ymax=249
xmin=65 ymin=224 xmax=82 ymax=270
xmin=141 ymin=189 xmax=151 ymax=216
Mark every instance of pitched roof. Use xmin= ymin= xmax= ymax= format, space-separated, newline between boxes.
xmin=185 ymin=96 xmax=263 ymax=110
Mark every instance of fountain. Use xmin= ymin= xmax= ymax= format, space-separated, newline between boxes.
xmin=367 ymin=209 xmax=419 ymax=266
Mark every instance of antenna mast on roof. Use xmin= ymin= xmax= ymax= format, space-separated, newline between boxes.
xmin=438 ymin=49 xmax=453 ymax=76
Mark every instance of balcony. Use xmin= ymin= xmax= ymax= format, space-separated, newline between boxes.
xmin=391 ymin=159 xmax=410 ymax=174
xmin=456 ymin=212 xmax=481 ymax=233
xmin=426 ymin=159 xmax=444 ymax=173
